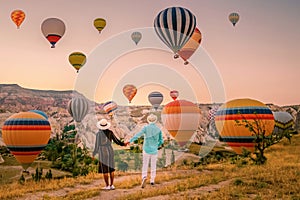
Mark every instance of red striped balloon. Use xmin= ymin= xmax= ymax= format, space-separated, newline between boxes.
xmin=11 ymin=9 xmax=25 ymax=29
xmin=215 ymin=98 xmax=274 ymax=154
xmin=2 ymin=112 xmax=51 ymax=170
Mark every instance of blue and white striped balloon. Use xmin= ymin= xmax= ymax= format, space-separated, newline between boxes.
xmin=154 ymin=7 xmax=196 ymax=58
xmin=67 ymin=96 xmax=90 ymax=123
xmin=148 ymin=91 xmax=164 ymax=110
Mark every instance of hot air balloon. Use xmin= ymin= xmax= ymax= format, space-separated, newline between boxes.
xmin=208 ymin=105 xmax=219 ymax=122
xmin=148 ymin=91 xmax=163 ymax=110
xmin=2 ymin=112 xmax=51 ymax=171
xmin=67 ymin=96 xmax=90 ymax=123
xmin=229 ymin=12 xmax=239 ymax=26
xmin=215 ymin=98 xmax=275 ymax=154
xmin=178 ymin=27 xmax=202 ymax=65
xmin=11 ymin=9 xmax=25 ymax=29
xmin=69 ymin=52 xmax=86 ymax=73
xmin=94 ymin=18 xmax=106 ymax=33
xmin=273 ymin=111 xmax=294 ymax=135
xmin=103 ymin=101 xmax=118 ymax=116
xmin=161 ymin=100 xmax=200 ymax=146
xmin=123 ymin=84 xmax=137 ymax=103
xmin=131 ymin=31 xmax=142 ymax=45
xmin=41 ymin=18 xmax=66 ymax=48
xmin=29 ymin=110 xmax=48 ymax=119
xmin=154 ymin=7 xmax=196 ymax=58
xmin=170 ymin=90 xmax=179 ymax=100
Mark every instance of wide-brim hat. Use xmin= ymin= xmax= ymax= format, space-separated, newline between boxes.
xmin=97 ymin=118 xmax=111 ymax=130
xmin=147 ymin=114 xmax=157 ymax=124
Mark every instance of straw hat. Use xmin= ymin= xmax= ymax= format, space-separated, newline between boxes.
xmin=147 ymin=114 xmax=157 ymax=124
xmin=97 ymin=119 xmax=111 ymax=130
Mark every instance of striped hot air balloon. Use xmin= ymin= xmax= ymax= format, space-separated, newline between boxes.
xmin=229 ymin=12 xmax=240 ymax=26
xmin=131 ymin=31 xmax=142 ymax=45
xmin=123 ymin=84 xmax=137 ymax=103
xmin=11 ymin=9 xmax=25 ymax=29
xmin=69 ymin=52 xmax=86 ymax=73
xmin=273 ymin=111 xmax=294 ymax=135
xmin=154 ymin=7 xmax=196 ymax=58
xmin=93 ymin=18 xmax=106 ymax=33
xmin=148 ymin=91 xmax=163 ymax=110
xmin=29 ymin=110 xmax=48 ymax=119
xmin=215 ymin=98 xmax=275 ymax=154
xmin=103 ymin=101 xmax=118 ymax=115
xmin=41 ymin=18 xmax=66 ymax=48
xmin=161 ymin=99 xmax=200 ymax=146
xmin=67 ymin=97 xmax=90 ymax=123
xmin=178 ymin=27 xmax=202 ymax=65
xmin=170 ymin=90 xmax=179 ymax=100
xmin=2 ymin=112 xmax=51 ymax=171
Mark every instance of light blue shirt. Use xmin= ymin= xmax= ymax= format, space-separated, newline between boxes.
xmin=129 ymin=123 xmax=164 ymax=154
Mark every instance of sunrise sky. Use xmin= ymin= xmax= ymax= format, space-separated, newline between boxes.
xmin=1 ymin=0 xmax=299 ymax=106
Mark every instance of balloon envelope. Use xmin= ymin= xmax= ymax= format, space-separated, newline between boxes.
xmin=2 ymin=112 xmax=51 ymax=170
xmin=170 ymin=90 xmax=179 ymax=100
xmin=69 ymin=52 xmax=86 ymax=73
xmin=148 ymin=91 xmax=163 ymax=110
xmin=178 ymin=27 xmax=202 ymax=65
xmin=11 ymin=9 xmax=25 ymax=29
xmin=215 ymin=98 xmax=275 ymax=154
xmin=29 ymin=110 xmax=48 ymax=119
xmin=131 ymin=31 xmax=142 ymax=45
xmin=273 ymin=111 xmax=294 ymax=134
xmin=154 ymin=7 xmax=196 ymax=57
xmin=103 ymin=101 xmax=118 ymax=114
xmin=41 ymin=18 xmax=66 ymax=48
xmin=229 ymin=12 xmax=239 ymax=26
xmin=94 ymin=18 xmax=106 ymax=33
xmin=67 ymin=97 xmax=90 ymax=123
xmin=123 ymin=84 xmax=137 ymax=103
xmin=161 ymin=100 xmax=200 ymax=146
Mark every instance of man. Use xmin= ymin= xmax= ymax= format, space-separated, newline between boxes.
xmin=129 ymin=114 xmax=164 ymax=188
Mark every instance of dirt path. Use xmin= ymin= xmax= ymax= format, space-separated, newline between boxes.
xmin=19 ymin=169 xmax=232 ymax=200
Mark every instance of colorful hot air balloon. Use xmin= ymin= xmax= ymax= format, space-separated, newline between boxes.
xmin=148 ymin=91 xmax=163 ymax=110
xmin=161 ymin=100 xmax=200 ymax=146
xmin=178 ymin=27 xmax=202 ymax=65
xmin=67 ymin=97 xmax=90 ymax=123
xmin=123 ymin=84 xmax=137 ymax=103
xmin=131 ymin=31 xmax=142 ymax=45
xmin=170 ymin=90 xmax=179 ymax=101
xmin=2 ymin=112 xmax=51 ymax=171
xmin=273 ymin=111 xmax=294 ymax=135
xmin=94 ymin=18 xmax=106 ymax=33
xmin=69 ymin=52 xmax=86 ymax=73
xmin=154 ymin=7 xmax=196 ymax=58
xmin=103 ymin=101 xmax=118 ymax=115
xmin=11 ymin=9 xmax=25 ymax=29
xmin=229 ymin=12 xmax=240 ymax=26
xmin=215 ymin=98 xmax=275 ymax=154
xmin=41 ymin=18 xmax=66 ymax=48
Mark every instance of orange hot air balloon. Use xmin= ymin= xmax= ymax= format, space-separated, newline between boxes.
xmin=215 ymin=98 xmax=275 ymax=154
xmin=11 ymin=9 xmax=26 ymax=29
xmin=2 ymin=112 xmax=51 ymax=171
xmin=123 ymin=84 xmax=137 ymax=103
xmin=161 ymin=100 xmax=201 ymax=146
xmin=170 ymin=90 xmax=179 ymax=101
xmin=178 ymin=27 xmax=202 ymax=65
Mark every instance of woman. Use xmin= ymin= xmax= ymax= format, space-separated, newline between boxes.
xmin=93 ymin=118 xmax=128 ymax=190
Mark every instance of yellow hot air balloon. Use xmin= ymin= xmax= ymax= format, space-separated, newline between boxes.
xmin=94 ymin=18 xmax=106 ymax=33
xmin=11 ymin=9 xmax=25 ymax=29
xmin=69 ymin=52 xmax=86 ymax=73
xmin=161 ymin=100 xmax=201 ymax=146
xmin=123 ymin=84 xmax=137 ymax=103
xmin=215 ymin=98 xmax=275 ymax=154
xmin=2 ymin=112 xmax=51 ymax=171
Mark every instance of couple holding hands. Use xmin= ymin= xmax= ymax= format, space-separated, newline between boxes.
xmin=92 ymin=114 xmax=164 ymax=190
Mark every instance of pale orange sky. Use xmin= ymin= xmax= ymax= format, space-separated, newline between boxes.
xmin=1 ymin=0 xmax=299 ymax=106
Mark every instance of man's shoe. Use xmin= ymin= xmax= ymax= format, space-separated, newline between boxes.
xmin=141 ymin=177 xmax=147 ymax=188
